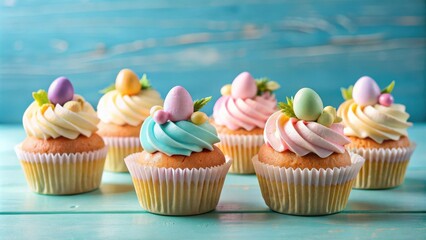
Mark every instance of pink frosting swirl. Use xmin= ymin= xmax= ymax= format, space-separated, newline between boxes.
xmin=213 ymin=93 xmax=277 ymax=131
xmin=264 ymin=111 xmax=350 ymax=158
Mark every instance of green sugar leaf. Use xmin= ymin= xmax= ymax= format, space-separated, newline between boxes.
xmin=99 ymin=83 xmax=115 ymax=94
xmin=32 ymin=90 xmax=50 ymax=106
xmin=341 ymin=85 xmax=353 ymax=100
xmin=381 ymin=80 xmax=395 ymax=94
xmin=140 ymin=74 xmax=151 ymax=90
xmin=278 ymin=96 xmax=296 ymax=118
xmin=256 ymin=78 xmax=269 ymax=95
xmin=193 ymin=96 xmax=212 ymax=112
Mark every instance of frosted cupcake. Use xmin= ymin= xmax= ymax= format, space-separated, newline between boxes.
xmin=97 ymin=69 xmax=163 ymax=172
xmin=253 ymin=88 xmax=365 ymax=215
xmin=338 ymin=76 xmax=415 ymax=189
xmin=15 ymin=77 xmax=108 ymax=195
xmin=125 ymin=86 xmax=232 ymax=215
xmin=212 ymin=72 xmax=279 ymax=174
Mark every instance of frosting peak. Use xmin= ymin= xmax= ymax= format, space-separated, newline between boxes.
xmin=264 ymin=111 xmax=350 ymax=158
xmin=23 ymin=95 xmax=99 ymax=140
xmin=337 ymin=100 xmax=411 ymax=143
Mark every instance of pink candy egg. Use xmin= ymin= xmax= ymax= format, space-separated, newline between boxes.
xmin=231 ymin=72 xmax=257 ymax=99
xmin=164 ymin=86 xmax=194 ymax=121
xmin=379 ymin=93 xmax=394 ymax=107
xmin=352 ymin=76 xmax=381 ymax=106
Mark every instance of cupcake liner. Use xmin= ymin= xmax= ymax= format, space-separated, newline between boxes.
xmin=15 ymin=145 xmax=108 ymax=195
xmin=348 ymin=143 xmax=416 ymax=189
xmin=125 ymin=153 xmax=232 ymax=215
xmin=216 ymin=133 xmax=264 ymax=174
xmin=252 ymin=153 xmax=365 ymax=215
xmin=103 ymin=137 xmax=142 ymax=172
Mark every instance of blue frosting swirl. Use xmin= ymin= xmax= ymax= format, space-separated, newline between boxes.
xmin=140 ymin=116 xmax=220 ymax=156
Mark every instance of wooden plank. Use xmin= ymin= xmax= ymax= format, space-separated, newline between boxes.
xmin=0 ymin=0 xmax=425 ymax=123
xmin=0 ymin=213 xmax=425 ymax=239
xmin=1 ymin=168 xmax=425 ymax=214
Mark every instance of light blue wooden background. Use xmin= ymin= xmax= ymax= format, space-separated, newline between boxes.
xmin=0 ymin=0 xmax=425 ymax=123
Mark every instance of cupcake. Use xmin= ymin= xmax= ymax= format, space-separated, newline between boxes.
xmin=125 ymin=86 xmax=232 ymax=215
xmin=338 ymin=76 xmax=415 ymax=189
xmin=15 ymin=77 xmax=108 ymax=195
xmin=212 ymin=72 xmax=279 ymax=174
xmin=253 ymin=88 xmax=365 ymax=215
xmin=97 ymin=69 xmax=163 ymax=172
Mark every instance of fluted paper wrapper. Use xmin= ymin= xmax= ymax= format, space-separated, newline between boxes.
xmin=15 ymin=145 xmax=108 ymax=195
xmin=348 ymin=144 xmax=416 ymax=189
xmin=252 ymin=154 xmax=365 ymax=215
xmin=103 ymin=137 xmax=142 ymax=172
xmin=216 ymin=133 xmax=264 ymax=174
xmin=125 ymin=153 xmax=232 ymax=215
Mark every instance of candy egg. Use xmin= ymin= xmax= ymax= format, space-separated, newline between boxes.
xmin=293 ymin=88 xmax=323 ymax=121
xmin=323 ymin=106 xmax=336 ymax=119
xmin=220 ymin=84 xmax=232 ymax=96
xmin=352 ymin=76 xmax=380 ymax=106
xmin=48 ymin=77 xmax=74 ymax=106
xmin=378 ymin=93 xmax=394 ymax=107
xmin=164 ymin=86 xmax=194 ymax=121
xmin=115 ymin=69 xmax=141 ymax=96
xmin=191 ymin=112 xmax=208 ymax=125
xmin=231 ymin=72 xmax=257 ymax=99
xmin=266 ymin=81 xmax=280 ymax=91
xmin=64 ymin=101 xmax=82 ymax=112
xmin=153 ymin=110 xmax=170 ymax=124
xmin=317 ymin=111 xmax=334 ymax=127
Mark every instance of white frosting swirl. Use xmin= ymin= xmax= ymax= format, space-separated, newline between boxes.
xmin=337 ymin=100 xmax=412 ymax=143
xmin=23 ymin=95 xmax=99 ymax=140
xmin=97 ymin=89 xmax=163 ymax=126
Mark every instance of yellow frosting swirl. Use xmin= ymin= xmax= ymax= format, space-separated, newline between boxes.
xmin=337 ymin=99 xmax=412 ymax=143
xmin=97 ymin=89 xmax=163 ymax=126
xmin=23 ymin=95 xmax=99 ymax=140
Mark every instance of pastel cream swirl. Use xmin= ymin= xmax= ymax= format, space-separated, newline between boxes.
xmin=264 ymin=111 xmax=350 ymax=158
xmin=97 ymin=89 xmax=163 ymax=126
xmin=213 ymin=93 xmax=277 ymax=131
xmin=23 ymin=95 xmax=99 ymax=140
xmin=337 ymin=99 xmax=411 ymax=143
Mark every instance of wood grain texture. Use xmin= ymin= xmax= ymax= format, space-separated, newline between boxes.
xmin=0 ymin=0 xmax=425 ymax=123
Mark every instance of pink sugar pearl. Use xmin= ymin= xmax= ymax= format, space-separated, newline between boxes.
xmin=153 ymin=110 xmax=170 ymax=124
xmin=379 ymin=93 xmax=394 ymax=107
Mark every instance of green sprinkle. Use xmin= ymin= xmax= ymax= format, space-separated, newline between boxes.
xmin=140 ymin=74 xmax=151 ymax=90
xmin=32 ymin=90 xmax=50 ymax=106
xmin=381 ymin=80 xmax=395 ymax=94
xmin=341 ymin=85 xmax=353 ymax=100
xmin=278 ymin=96 xmax=296 ymax=118
xmin=193 ymin=96 xmax=212 ymax=112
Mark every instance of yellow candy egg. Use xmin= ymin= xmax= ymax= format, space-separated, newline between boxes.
xmin=190 ymin=112 xmax=208 ymax=125
xmin=317 ymin=111 xmax=334 ymax=127
xmin=323 ymin=106 xmax=337 ymax=119
xmin=266 ymin=81 xmax=280 ymax=91
xmin=115 ymin=69 xmax=141 ymax=96
xmin=220 ymin=84 xmax=232 ymax=96
xmin=64 ymin=101 xmax=82 ymax=112
xmin=150 ymin=105 xmax=163 ymax=117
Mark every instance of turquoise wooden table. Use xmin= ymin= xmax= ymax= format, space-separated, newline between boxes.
xmin=0 ymin=124 xmax=425 ymax=239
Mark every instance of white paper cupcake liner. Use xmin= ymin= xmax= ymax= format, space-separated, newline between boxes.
xmin=216 ymin=133 xmax=264 ymax=174
xmin=125 ymin=153 xmax=232 ymax=215
xmin=15 ymin=145 xmax=108 ymax=195
xmin=103 ymin=137 xmax=142 ymax=172
xmin=347 ymin=143 xmax=416 ymax=189
xmin=252 ymin=153 xmax=365 ymax=215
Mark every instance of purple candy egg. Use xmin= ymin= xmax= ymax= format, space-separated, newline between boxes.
xmin=48 ymin=77 xmax=74 ymax=105
xmin=164 ymin=86 xmax=194 ymax=121
xmin=379 ymin=93 xmax=394 ymax=107
xmin=352 ymin=76 xmax=381 ymax=106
